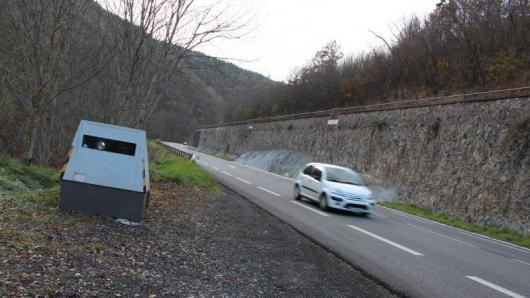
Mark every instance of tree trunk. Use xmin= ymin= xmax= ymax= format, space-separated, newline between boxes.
xmin=25 ymin=113 xmax=39 ymax=165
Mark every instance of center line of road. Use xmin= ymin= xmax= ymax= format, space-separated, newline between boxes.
xmin=203 ymin=162 xmax=209 ymax=166
xmin=211 ymin=166 xmax=219 ymax=171
xmin=408 ymin=224 xmax=479 ymax=248
xmin=291 ymin=201 xmax=329 ymax=216
xmin=257 ymin=186 xmax=281 ymax=197
xmin=229 ymin=165 xmax=236 ymax=169
xmin=348 ymin=225 xmax=424 ymax=256
xmin=236 ymin=177 xmax=252 ymax=184
xmin=235 ymin=162 xmax=296 ymax=182
xmin=466 ymin=276 xmax=525 ymax=298
xmin=221 ymin=171 xmax=232 ymax=176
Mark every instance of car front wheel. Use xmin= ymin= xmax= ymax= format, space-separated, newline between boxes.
xmin=319 ymin=194 xmax=328 ymax=211
xmin=294 ymin=185 xmax=301 ymax=200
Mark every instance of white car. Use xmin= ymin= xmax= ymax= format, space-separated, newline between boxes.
xmin=294 ymin=163 xmax=375 ymax=215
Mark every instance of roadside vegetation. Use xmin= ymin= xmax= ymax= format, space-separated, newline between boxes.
xmin=0 ymin=143 xmax=219 ymax=250
xmin=227 ymin=0 xmax=530 ymax=121
xmin=379 ymin=201 xmax=530 ymax=249
xmin=0 ymin=143 xmax=223 ymax=295
xmin=148 ymin=141 xmax=219 ymax=191
xmin=0 ymin=154 xmax=60 ymax=210
xmin=0 ymin=141 xmax=217 ymax=200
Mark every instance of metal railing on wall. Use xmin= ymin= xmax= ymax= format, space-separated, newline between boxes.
xmin=156 ymin=140 xmax=194 ymax=160
xmin=198 ymin=86 xmax=530 ymax=129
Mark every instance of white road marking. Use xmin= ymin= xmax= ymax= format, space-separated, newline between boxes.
xmin=221 ymin=171 xmax=233 ymax=176
xmin=378 ymin=205 xmax=530 ymax=254
xmin=203 ymin=162 xmax=209 ymax=166
xmin=257 ymin=186 xmax=281 ymax=197
xmin=348 ymin=225 xmax=424 ymax=256
xmin=466 ymin=276 xmax=525 ymax=298
xmin=513 ymin=259 xmax=530 ymax=267
xmin=458 ymin=231 xmax=530 ymax=254
xmin=408 ymin=224 xmax=479 ymax=248
xmin=235 ymin=162 xmax=296 ymax=181
xmin=291 ymin=201 xmax=329 ymax=216
xmin=211 ymin=166 xmax=219 ymax=171
xmin=237 ymin=177 xmax=252 ymax=184
xmin=229 ymin=165 xmax=236 ymax=169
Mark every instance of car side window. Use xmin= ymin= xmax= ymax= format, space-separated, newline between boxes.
xmin=303 ymin=165 xmax=313 ymax=175
xmin=312 ymin=168 xmax=322 ymax=181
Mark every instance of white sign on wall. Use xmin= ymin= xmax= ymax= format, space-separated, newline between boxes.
xmin=327 ymin=119 xmax=339 ymax=126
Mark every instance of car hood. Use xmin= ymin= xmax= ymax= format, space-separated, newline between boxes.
xmin=327 ymin=181 xmax=372 ymax=198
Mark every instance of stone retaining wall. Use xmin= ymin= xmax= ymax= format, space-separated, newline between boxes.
xmin=196 ymin=88 xmax=530 ymax=233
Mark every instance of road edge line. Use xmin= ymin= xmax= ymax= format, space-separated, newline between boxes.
xmin=408 ymin=224 xmax=478 ymax=248
xmin=377 ymin=205 xmax=530 ymax=253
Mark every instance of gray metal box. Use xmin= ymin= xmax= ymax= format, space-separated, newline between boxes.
xmin=59 ymin=120 xmax=150 ymax=222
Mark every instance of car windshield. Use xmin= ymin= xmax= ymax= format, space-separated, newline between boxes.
xmin=325 ymin=167 xmax=364 ymax=186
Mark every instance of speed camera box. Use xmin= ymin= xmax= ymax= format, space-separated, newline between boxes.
xmin=59 ymin=120 xmax=150 ymax=222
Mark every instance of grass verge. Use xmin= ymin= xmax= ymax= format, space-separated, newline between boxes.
xmin=0 ymin=141 xmax=218 ymax=197
xmin=378 ymin=201 xmax=530 ymax=249
xmin=148 ymin=141 xmax=219 ymax=192
xmin=0 ymin=154 xmax=59 ymax=193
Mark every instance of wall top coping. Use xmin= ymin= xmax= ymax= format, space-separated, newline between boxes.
xmin=197 ymin=86 xmax=530 ymax=130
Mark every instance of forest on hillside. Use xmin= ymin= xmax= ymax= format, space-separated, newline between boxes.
xmin=225 ymin=0 xmax=530 ymax=122
xmin=0 ymin=0 xmax=273 ymax=165
xmin=1 ymin=0 xmax=528 ymax=165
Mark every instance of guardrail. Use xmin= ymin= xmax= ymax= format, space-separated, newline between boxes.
xmin=197 ymin=86 xmax=530 ymax=129
xmin=156 ymin=140 xmax=194 ymax=160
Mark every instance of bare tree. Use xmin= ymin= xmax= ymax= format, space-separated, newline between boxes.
xmin=103 ymin=0 xmax=249 ymax=129
xmin=0 ymin=0 xmax=108 ymax=164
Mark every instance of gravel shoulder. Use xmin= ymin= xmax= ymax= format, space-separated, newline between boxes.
xmin=1 ymin=180 xmax=396 ymax=297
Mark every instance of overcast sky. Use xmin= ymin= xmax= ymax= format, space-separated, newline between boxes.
xmin=195 ymin=0 xmax=440 ymax=82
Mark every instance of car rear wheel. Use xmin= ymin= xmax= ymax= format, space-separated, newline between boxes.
xmin=294 ymin=185 xmax=301 ymax=200
xmin=319 ymin=194 xmax=328 ymax=211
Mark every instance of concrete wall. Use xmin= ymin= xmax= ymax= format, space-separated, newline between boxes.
xmin=196 ymin=89 xmax=530 ymax=233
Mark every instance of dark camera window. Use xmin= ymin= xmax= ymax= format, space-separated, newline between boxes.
xmin=82 ymin=135 xmax=136 ymax=156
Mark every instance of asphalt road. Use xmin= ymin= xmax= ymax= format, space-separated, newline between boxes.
xmin=165 ymin=142 xmax=530 ymax=298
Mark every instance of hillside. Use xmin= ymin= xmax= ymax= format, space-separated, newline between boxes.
xmin=0 ymin=0 xmax=276 ymax=165
xmin=147 ymin=53 xmax=278 ymax=142
xmin=87 ymin=0 xmax=278 ymax=146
